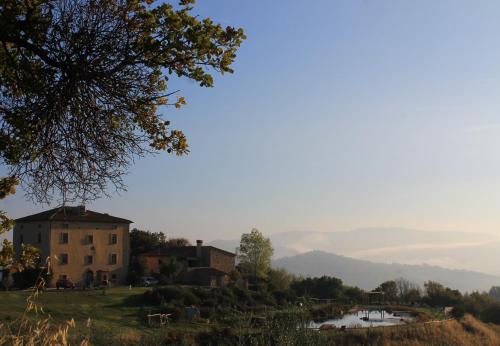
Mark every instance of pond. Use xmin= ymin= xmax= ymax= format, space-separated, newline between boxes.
xmin=309 ymin=310 xmax=415 ymax=329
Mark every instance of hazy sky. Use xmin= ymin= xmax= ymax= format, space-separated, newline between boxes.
xmin=3 ymin=0 xmax=500 ymax=241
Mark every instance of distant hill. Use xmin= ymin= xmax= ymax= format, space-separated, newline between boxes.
xmin=210 ymin=228 xmax=500 ymax=276
xmin=273 ymin=250 xmax=500 ymax=292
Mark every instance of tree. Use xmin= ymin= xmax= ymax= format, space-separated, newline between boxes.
xmin=165 ymin=238 xmax=191 ymax=247
xmin=0 ymin=1 xmax=245 ymax=278
xmin=342 ymin=286 xmax=365 ymax=303
xmin=0 ymin=238 xmax=39 ymax=271
xmin=237 ymin=228 xmax=273 ymax=282
xmin=0 ymin=0 xmax=245 ymax=203
xmin=405 ymin=288 xmax=422 ymax=303
xmin=127 ymin=256 xmax=146 ymax=285
xmin=394 ymin=277 xmax=420 ymax=302
xmin=159 ymin=258 xmax=183 ymax=284
xmin=374 ymin=280 xmax=398 ymax=302
xmin=0 ymin=239 xmax=41 ymax=289
xmin=290 ymin=276 xmax=344 ymax=299
xmin=129 ymin=228 xmax=167 ymax=257
xmin=424 ymin=281 xmax=462 ymax=307
xmin=268 ymin=267 xmax=295 ymax=291
xmin=489 ymin=286 xmax=500 ymax=301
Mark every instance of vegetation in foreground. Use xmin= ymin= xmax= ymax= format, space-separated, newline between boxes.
xmin=1 ymin=286 xmax=500 ymax=345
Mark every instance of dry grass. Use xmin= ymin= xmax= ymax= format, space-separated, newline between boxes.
xmin=324 ymin=314 xmax=500 ymax=346
xmin=0 ymin=262 xmax=91 ymax=346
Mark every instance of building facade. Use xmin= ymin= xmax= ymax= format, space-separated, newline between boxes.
xmin=14 ymin=206 xmax=132 ymax=287
xmin=139 ymin=240 xmax=236 ymax=287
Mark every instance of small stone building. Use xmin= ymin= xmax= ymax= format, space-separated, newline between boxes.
xmin=13 ymin=206 xmax=132 ymax=287
xmin=139 ymin=240 xmax=235 ymax=287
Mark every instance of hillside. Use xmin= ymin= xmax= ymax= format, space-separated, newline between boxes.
xmin=273 ymin=250 xmax=500 ymax=292
xmin=211 ymin=228 xmax=500 ymax=276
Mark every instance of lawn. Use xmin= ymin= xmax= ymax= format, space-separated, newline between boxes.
xmin=3 ymin=288 xmax=499 ymax=346
xmin=0 ymin=287 xmax=207 ymax=345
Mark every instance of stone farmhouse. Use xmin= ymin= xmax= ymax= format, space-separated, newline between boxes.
xmin=14 ymin=206 xmax=132 ymax=287
xmin=13 ymin=207 xmax=236 ymax=288
xmin=138 ymin=240 xmax=236 ymax=287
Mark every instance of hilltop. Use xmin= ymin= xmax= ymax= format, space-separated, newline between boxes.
xmin=273 ymin=250 xmax=500 ymax=292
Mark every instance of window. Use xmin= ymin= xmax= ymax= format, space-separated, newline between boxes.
xmin=86 ymin=234 xmax=93 ymax=244
xmin=85 ymin=255 xmax=93 ymax=265
xmin=60 ymin=232 xmax=68 ymax=244
xmin=62 ymin=223 xmax=69 ymax=229
xmin=20 ymin=234 xmax=24 ymax=244
xmin=109 ymin=254 xmax=117 ymax=265
xmin=59 ymin=254 xmax=68 ymax=265
xmin=37 ymin=233 xmax=42 ymax=244
xmin=110 ymin=234 xmax=117 ymax=245
xmin=111 ymin=225 xmax=117 ymax=230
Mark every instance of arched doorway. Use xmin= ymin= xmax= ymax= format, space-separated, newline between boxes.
xmin=85 ymin=269 xmax=94 ymax=288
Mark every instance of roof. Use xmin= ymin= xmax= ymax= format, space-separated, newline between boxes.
xmin=140 ymin=245 xmax=236 ymax=258
xmin=141 ymin=246 xmax=197 ymax=258
xmin=205 ymin=246 xmax=237 ymax=257
xmin=15 ymin=206 xmax=132 ymax=224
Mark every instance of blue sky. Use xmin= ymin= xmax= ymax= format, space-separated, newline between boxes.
xmin=3 ymin=0 xmax=500 ymax=241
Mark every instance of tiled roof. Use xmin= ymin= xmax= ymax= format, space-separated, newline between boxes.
xmin=140 ymin=246 xmax=235 ymax=258
xmin=15 ymin=206 xmax=132 ymax=224
xmin=141 ymin=246 xmax=198 ymax=258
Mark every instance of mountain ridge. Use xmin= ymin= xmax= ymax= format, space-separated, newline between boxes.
xmin=273 ymin=250 xmax=500 ymax=292
xmin=209 ymin=227 xmax=500 ymax=276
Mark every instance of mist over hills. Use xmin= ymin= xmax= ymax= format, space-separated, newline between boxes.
xmin=272 ymin=250 xmax=500 ymax=292
xmin=210 ymin=227 xmax=500 ymax=285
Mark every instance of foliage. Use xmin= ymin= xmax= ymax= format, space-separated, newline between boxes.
xmin=342 ymin=286 xmax=365 ymax=303
xmin=424 ymin=281 xmax=462 ymax=307
xmin=374 ymin=280 xmax=399 ymax=302
xmin=489 ymin=286 xmax=500 ymax=301
xmin=0 ymin=239 xmax=40 ymax=272
xmin=237 ymin=228 xmax=273 ymax=282
xmin=290 ymin=276 xmax=344 ymax=300
xmin=127 ymin=256 xmax=146 ymax=285
xmin=159 ymin=258 xmax=183 ymax=284
xmin=395 ymin=277 xmax=421 ymax=301
xmin=12 ymin=267 xmax=52 ymax=290
xmin=143 ymin=285 xmax=284 ymax=315
xmin=0 ymin=0 xmax=245 ymax=203
xmin=129 ymin=228 xmax=167 ymax=257
xmin=165 ymin=238 xmax=192 ymax=247
xmin=0 ymin=239 xmax=14 ymax=267
xmin=267 ymin=267 xmax=296 ymax=291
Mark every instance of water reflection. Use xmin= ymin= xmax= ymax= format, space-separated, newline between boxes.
xmin=309 ymin=310 xmax=415 ymax=329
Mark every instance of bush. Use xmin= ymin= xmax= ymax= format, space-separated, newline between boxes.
xmin=451 ymin=305 xmax=466 ymax=319
xmin=481 ymin=303 xmax=500 ymax=324
xmin=144 ymin=286 xmax=202 ymax=307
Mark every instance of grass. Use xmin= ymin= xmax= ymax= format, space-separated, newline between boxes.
xmin=320 ymin=315 xmax=500 ymax=345
xmin=2 ymin=288 xmax=500 ymax=345
xmin=0 ymin=287 xmax=209 ymax=345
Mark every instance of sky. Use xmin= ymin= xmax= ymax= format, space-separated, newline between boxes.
xmin=3 ymin=0 xmax=500 ymax=242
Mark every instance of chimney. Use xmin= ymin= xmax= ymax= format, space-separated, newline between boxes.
xmin=196 ymin=240 xmax=203 ymax=258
